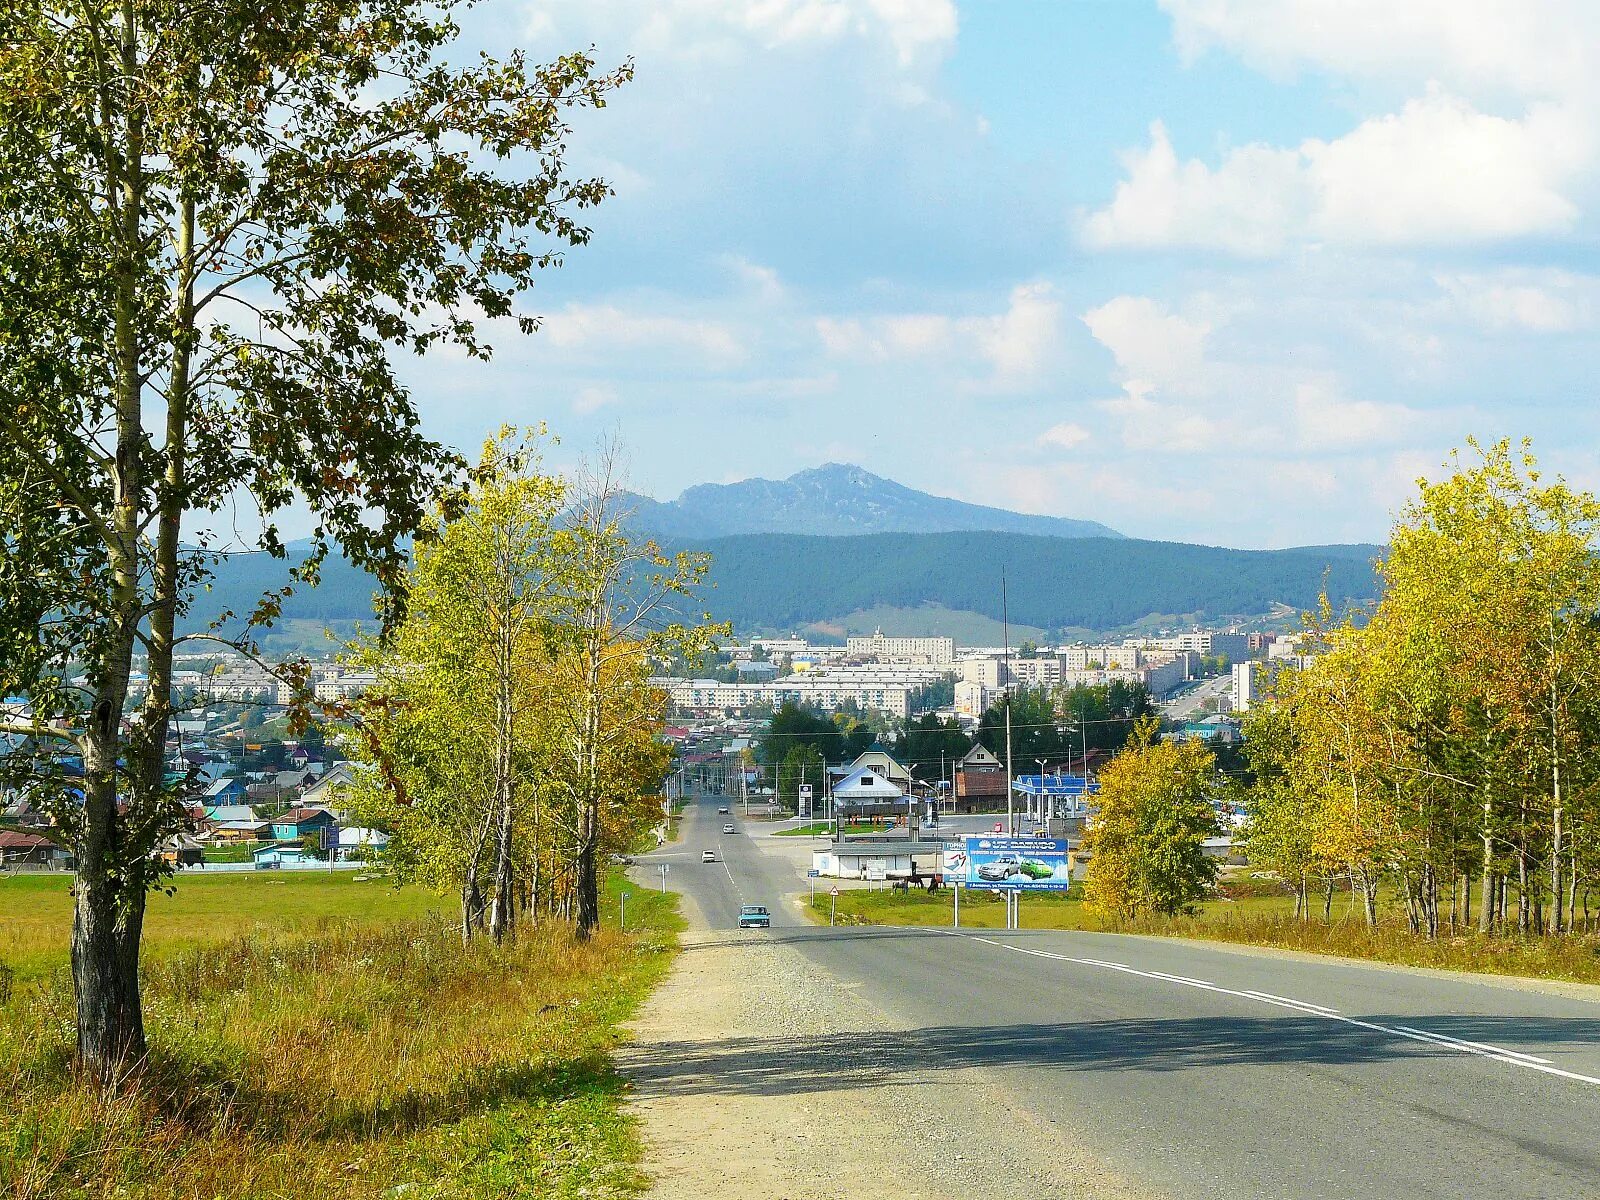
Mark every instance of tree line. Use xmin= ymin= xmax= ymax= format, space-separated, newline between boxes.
xmin=1241 ymin=441 xmax=1600 ymax=937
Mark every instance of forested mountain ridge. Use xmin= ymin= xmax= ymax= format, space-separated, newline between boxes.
xmin=186 ymin=531 xmax=1382 ymax=642
xmin=684 ymin=532 xmax=1380 ymax=633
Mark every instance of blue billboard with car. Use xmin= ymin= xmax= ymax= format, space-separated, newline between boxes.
xmin=943 ymin=836 xmax=1071 ymax=890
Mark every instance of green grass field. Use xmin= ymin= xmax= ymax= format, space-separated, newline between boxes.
xmin=0 ymin=870 xmax=680 ymax=1199
xmin=809 ymin=880 xmax=1600 ymax=985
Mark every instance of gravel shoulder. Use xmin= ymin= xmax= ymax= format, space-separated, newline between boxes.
xmin=619 ymin=853 xmax=1151 ymax=1199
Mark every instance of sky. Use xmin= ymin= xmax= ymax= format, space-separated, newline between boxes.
xmin=410 ymin=0 xmax=1600 ymax=549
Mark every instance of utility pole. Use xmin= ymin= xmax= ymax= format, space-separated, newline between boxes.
xmin=1003 ymin=571 xmax=1015 ymax=837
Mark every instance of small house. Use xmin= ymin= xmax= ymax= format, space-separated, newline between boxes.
xmin=202 ymin=776 xmax=248 ymax=804
xmin=0 ymin=829 xmax=71 ymax=867
xmin=251 ymin=841 xmax=315 ymax=868
xmin=335 ymin=826 xmax=390 ymax=861
xmin=269 ymin=806 xmax=336 ymax=841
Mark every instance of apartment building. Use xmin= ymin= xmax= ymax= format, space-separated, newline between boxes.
xmin=845 ymin=631 xmax=956 ymax=665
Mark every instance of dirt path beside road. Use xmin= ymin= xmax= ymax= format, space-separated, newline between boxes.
xmin=618 ymin=888 xmax=1148 ymax=1200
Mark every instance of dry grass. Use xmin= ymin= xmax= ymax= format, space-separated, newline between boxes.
xmin=813 ymin=880 xmax=1600 ymax=985
xmin=0 ymin=874 xmax=680 ymax=1199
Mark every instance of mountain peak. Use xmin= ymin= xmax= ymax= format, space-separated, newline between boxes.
xmin=645 ymin=463 xmax=1120 ymax=541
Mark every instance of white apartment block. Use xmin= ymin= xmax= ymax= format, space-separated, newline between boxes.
xmin=1126 ymin=632 xmax=1250 ymax=660
xmin=313 ymin=670 xmax=378 ymax=702
xmin=845 ymin=632 xmax=955 ymax=665
xmin=656 ymin=662 xmax=951 ymax=720
xmin=201 ymin=665 xmax=293 ymax=705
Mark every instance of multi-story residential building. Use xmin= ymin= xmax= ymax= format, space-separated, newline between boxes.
xmin=845 ymin=631 xmax=955 ymax=665
xmin=312 ymin=670 xmax=378 ymax=702
xmin=655 ymin=662 xmax=952 ymax=719
xmin=1125 ymin=631 xmax=1250 ymax=660
xmin=959 ymin=658 xmax=1008 ymax=688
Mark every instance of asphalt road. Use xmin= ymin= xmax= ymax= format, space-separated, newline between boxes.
xmin=638 ymin=794 xmax=1600 ymax=1200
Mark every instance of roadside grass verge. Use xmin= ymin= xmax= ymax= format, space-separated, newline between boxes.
xmin=1 ymin=872 xmax=681 ymax=1199
xmin=772 ymin=821 xmax=900 ymax=838
xmin=808 ymin=882 xmax=1600 ymax=986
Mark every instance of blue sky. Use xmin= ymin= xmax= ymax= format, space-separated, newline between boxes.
xmin=411 ymin=0 xmax=1600 ymax=548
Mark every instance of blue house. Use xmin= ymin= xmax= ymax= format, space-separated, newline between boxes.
xmin=269 ymin=806 xmax=336 ymax=842
xmin=203 ymin=777 xmax=248 ymax=804
xmin=252 ymin=842 xmax=315 ymax=868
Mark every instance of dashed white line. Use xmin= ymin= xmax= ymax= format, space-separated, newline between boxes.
xmin=942 ymin=931 xmax=1600 ymax=1089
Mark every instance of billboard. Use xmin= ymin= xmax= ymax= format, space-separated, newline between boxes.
xmin=943 ymin=836 xmax=1071 ymax=890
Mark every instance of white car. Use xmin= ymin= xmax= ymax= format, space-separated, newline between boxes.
xmin=722 ymin=823 xmax=735 ymax=834
xmin=701 ymin=849 xmax=717 ymax=863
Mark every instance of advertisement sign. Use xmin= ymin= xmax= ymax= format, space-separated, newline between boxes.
xmin=798 ymin=783 xmax=813 ymax=815
xmin=943 ymin=836 xmax=1071 ymax=890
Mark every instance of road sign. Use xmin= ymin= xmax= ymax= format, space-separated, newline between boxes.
xmin=829 ymin=886 xmax=839 ymax=897
xmin=944 ymin=836 xmax=1072 ymax=891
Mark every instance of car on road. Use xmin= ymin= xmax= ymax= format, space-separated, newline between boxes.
xmin=738 ymin=904 xmax=770 ymax=928
xmin=722 ymin=822 xmax=735 ymax=834
xmin=701 ymin=849 xmax=717 ymax=863
xmin=717 ymin=806 xmax=729 ymax=814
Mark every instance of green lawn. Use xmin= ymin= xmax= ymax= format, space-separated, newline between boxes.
xmin=0 ymin=870 xmax=681 ymax=1199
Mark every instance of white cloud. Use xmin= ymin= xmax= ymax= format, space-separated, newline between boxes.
xmin=1098 ymin=384 xmax=1219 ymax=453
xmin=816 ymin=282 xmax=1064 ymax=388
xmin=1081 ymin=294 xmax=1210 ymax=389
xmin=1038 ymin=421 xmax=1091 ymax=450
xmin=1433 ymin=269 xmax=1595 ymax=333
xmin=1083 ymin=122 xmax=1307 ymax=255
xmin=541 ymin=303 xmax=745 ymax=366
xmin=1159 ymin=1 xmax=1600 ymax=107
xmin=572 ymin=385 xmax=619 ymax=416
xmin=720 ymin=255 xmax=787 ymax=303
xmin=533 ymin=0 xmax=957 ymax=81
xmin=1292 ymin=383 xmax=1419 ymax=450
xmin=1086 ymin=91 xmax=1588 ymax=253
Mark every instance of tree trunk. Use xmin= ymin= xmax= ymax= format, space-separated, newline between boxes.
xmin=487 ymin=788 xmax=516 ymax=944
xmin=1323 ymin=878 xmax=1334 ymax=923
xmin=575 ymin=801 xmax=600 ymax=938
xmin=1357 ymin=867 xmax=1377 ymax=927
xmin=1478 ymin=806 xmax=1495 ymax=933
xmin=1517 ymin=851 xmax=1530 ymax=935
xmin=71 ymin=760 xmax=148 ymax=1081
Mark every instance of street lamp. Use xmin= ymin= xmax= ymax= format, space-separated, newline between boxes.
xmin=1036 ymin=758 xmax=1048 ymax=826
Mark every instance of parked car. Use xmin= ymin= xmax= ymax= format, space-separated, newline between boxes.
xmin=701 ymin=849 xmax=717 ymax=863
xmin=738 ymin=904 xmax=770 ymax=929
xmin=722 ymin=823 xmax=735 ymax=834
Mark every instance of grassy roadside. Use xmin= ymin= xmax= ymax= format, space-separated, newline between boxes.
xmin=772 ymin=821 xmax=903 ymax=837
xmin=0 ymin=871 xmax=682 ymax=1199
xmin=808 ymin=882 xmax=1600 ymax=987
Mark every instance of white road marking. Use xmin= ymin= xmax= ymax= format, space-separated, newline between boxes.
xmin=1392 ymin=1026 xmax=1553 ymax=1066
xmin=942 ymin=931 xmax=1600 ymax=1089
xmin=1244 ymin=989 xmax=1339 ymax=1014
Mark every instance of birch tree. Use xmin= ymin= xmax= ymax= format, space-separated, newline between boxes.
xmin=0 ymin=0 xmax=626 ymax=1078
xmin=554 ymin=463 xmax=722 ymax=938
